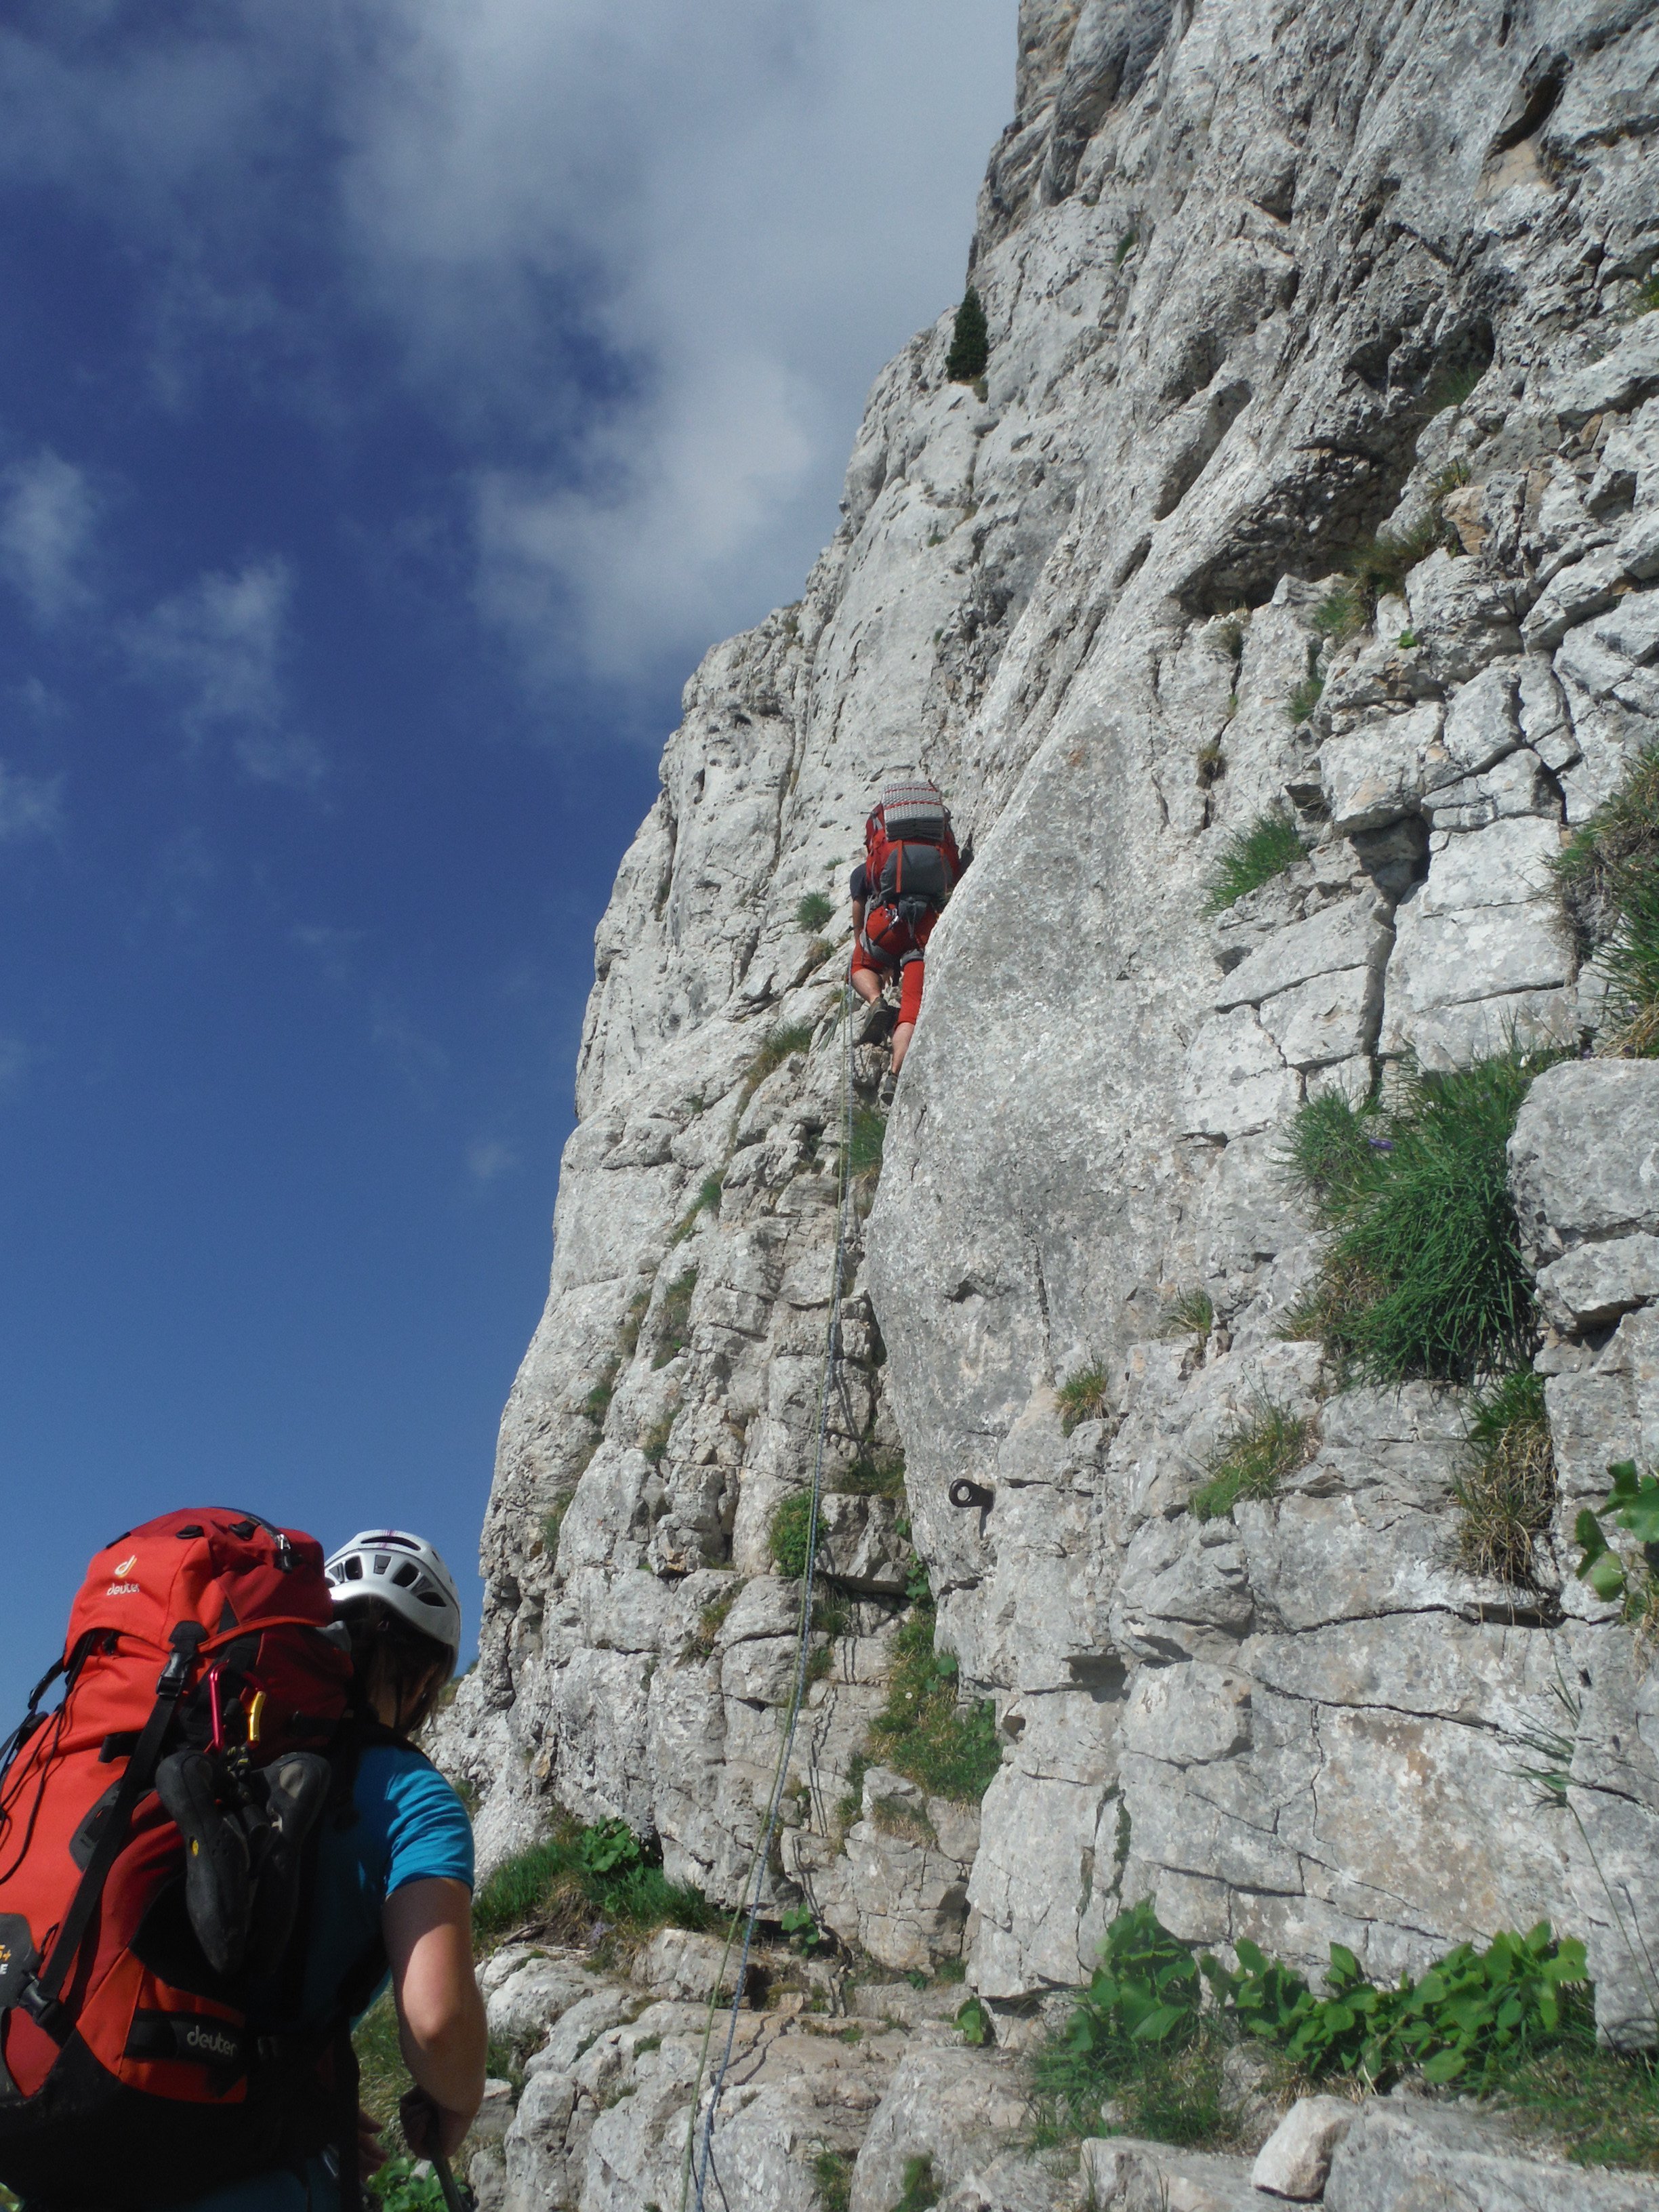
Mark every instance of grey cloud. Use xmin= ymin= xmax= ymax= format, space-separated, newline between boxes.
xmin=0 ymin=450 xmax=97 ymax=621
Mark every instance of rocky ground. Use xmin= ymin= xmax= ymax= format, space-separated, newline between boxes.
xmin=430 ymin=0 xmax=1659 ymax=2205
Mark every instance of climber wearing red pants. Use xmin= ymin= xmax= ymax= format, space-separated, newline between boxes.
xmin=848 ymin=773 xmax=965 ymax=1101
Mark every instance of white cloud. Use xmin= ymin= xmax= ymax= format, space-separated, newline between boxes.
xmin=0 ymin=2 xmax=1012 ymax=693
xmin=0 ymin=758 xmax=62 ymax=840
xmin=0 ymin=1032 xmax=30 ymax=1100
xmin=124 ymin=558 xmax=323 ymax=786
xmin=0 ymin=450 xmax=96 ymax=621
xmin=466 ymin=1137 xmax=518 ymax=1185
xmin=338 ymin=0 xmax=1012 ymax=680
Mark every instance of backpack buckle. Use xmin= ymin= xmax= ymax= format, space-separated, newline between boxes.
xmin=16 ymin=1975 xmax=68 ymax=2045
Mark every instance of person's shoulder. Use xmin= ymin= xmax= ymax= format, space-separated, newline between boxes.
xmin=355 ymin=1738 xmax=460 ymax=1809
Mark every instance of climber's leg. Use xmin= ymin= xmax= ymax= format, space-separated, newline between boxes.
xmin=890 ymin=956 xmax=925 ymax=1073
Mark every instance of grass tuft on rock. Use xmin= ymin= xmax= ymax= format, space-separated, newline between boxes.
xmin=1454 ymin=1368 xmax=1557 ymax=1587
xmin=1162 ymin=1288 xmax=1214 ymax=1338
xmin=869 ymin=1612 xmax=1001 ymax=1802
xmin=1057 ymin=1360 xmax=1111 ymax=1434
xmin=1286 ymin=674 xmax=1324 ymax=724
xmin=471 ymin=1818 xmax=713 ymax=1953
xmin=1205 ymin=808 xmax=1305 ymax=912
xmin=1555 ymin=743 xmax=1659 ymax=1057
xmin=834 ymin=1450 xmax=905 ymax=1498
xmin=811 ymin=2148 xmax=854 ymax=2212
xmin=1189 ymin=1400 xmax=1312 ymax=1521
xmin=796 ymin=890 xmax=835 ymax=933
xmin=743 ymin=1018 xmax=816 ymax=1098
xmin=651 ymin=1268 xmax=697 ymax=1368
xmin=1279 ymin=1049 xmax=1551 ymax=1383
xmin=670 ymin=1173 xmax=723 ymax=1245
xmin=892 ymin=2154 xmax=941 ymax=2212
xmin=769 ymin=1490 xmax=816 ymax=1579
xmin=848 ymin=1105 xmax=886 ymax=1181
xmin=684 ymin=1578 xmax=741 ymax=1658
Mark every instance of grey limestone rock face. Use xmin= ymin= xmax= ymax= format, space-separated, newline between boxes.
xmin=439 ymin=0 xmax=1659 ymax=2198
xmin=1324 ymin=2098 xmax=1659 ymax=2211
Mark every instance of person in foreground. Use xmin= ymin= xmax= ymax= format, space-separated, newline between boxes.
xmin=168 ymin=1528 xmax=487 ymax=2212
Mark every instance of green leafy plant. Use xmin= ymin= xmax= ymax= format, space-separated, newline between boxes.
xmin=796 ymin=890 xmax=835 ymax=933
xmin=1034 ymin=1903 xmax=1594 ymax=2153
xmin=1575 ymin=1459 xmax=1659 ymax=1624
xmin=472 ymin=1819 xmax=712 ymax=1950
xmin=770 ymin=1490 xmax=816 ymax=1579
xmin=1280 ymin=1048 xmax=1553 ymax=1382
xmin=945 ymin=286 xmax=989 ymax=382
xmin=1205 ymin=808 xmax=1304 ymax=912
xmin=743 ymin=1019 xmax=817 ymax=1098
xmin=1555 ymin=745 xmax=1659 ymax=1057
xmin=869 ymin=1614 xmax=1001 ymax=1801
xmin=956 ymin=1994 xmax=991 ymax=2045
xmin=1397 ymin=628 xmax=1418 ymax=649
xmin=1162 ymin=1288 xmax=1214 ymax=1339
xmin=652 ymin=1269 xmax=697 ymax=1368
xmin=1057 ymin=1360 xmax=1111 ymax=1433
xmin=367 ymin=2157 xmax=446 ymax=2211
xmin=1455 ymin=1368 xmax=1557 ymax=1586
xmin=1189 ymin=1399 xmax=1311 ymax=1521
xmin=780 ymin=1900 xmax=826 ymax=1953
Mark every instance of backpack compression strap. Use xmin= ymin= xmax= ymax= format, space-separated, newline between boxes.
xmin=20 ymin=1619 xmax=206 ymax=2041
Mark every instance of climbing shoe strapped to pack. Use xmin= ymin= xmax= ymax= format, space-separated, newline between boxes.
xmin=0 ymin=1508 xmax=369 ymax=2212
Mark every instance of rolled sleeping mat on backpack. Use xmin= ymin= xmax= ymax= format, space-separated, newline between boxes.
xmin=878 ymin=775 xmax=947 ymax=843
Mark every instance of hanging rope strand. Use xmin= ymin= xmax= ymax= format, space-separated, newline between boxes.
xmin=679 ymin=987 xmax=857 ymax=2212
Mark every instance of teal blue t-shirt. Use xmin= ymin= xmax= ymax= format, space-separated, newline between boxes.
xmin=163 ymin=1743 xmax=474 ymax=2212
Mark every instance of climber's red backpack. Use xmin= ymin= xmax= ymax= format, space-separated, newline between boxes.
xmin=862 ymin=779 xmax=962 ymax=962
xmin=0 ymin=1509 xmax=360 ymax=2212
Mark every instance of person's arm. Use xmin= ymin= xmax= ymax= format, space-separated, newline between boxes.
xmin=384 ymin=1875 xmax=487 ymax=2158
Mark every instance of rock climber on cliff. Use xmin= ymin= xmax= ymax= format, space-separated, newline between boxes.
xmin=849 ymin=772 xmax=966 ymax=1102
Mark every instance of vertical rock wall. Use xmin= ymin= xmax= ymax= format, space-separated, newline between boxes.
xmin=441 ymin=0 xmax=1659 ymax=2043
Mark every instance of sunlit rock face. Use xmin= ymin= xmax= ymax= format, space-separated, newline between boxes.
xmin=438 ymin=0 xmax=1659 ymax=2065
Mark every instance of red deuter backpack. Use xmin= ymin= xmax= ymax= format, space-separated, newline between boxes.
xmin=862 ymin=777 xmax=962 ymax=964
xmin=0 ymin=1509 xmax=369 ymax=2212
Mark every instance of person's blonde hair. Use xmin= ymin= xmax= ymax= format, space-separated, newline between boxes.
xmin=339 ymin=1597 xmax=453 ymax=1737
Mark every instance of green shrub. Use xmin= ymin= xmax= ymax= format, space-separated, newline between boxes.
xmin=743 ymin=1019 xmax=816 ymax=1098
xmin=956 ymin=1994 xmax=991 ymax=2045
xmin=1346 ymin=509 xmax=1448 ymax=602
xmin=1205 ymin=808 xmax=1304 ymax=912
xmin=1189 ymin=1401 xmax=1311 ymax=1521
xmin=769 ymin=1490 xmax=816 ymax=1579
xmin=869 ymin=1614 xmax=1001 ymax=1801
xmin=1555 ymin=745 xmax=1659 ymax=1056
xmin=1162 ymin=1288 xmax=1214 ymax=1338
xmin=367 ymin=2158 xmax=445 ymax=2211
xmin=1280 ymin=1050 xmax=1551 ymax=1382
xmin=796 ymin=890 xmax=835 ymax=933
xmin=1454 ymin=1369 xmax=1557 ymax=1586
xmin=652 ymin=1268 xmax=697 ymax=1368
xmin=945 ymin=286 xmax=989 ymax=382
xmin=1057 ymin=1360 xmax=1111 ymax=1433
xmin=471 ymin=1820 xmax=712 ymax=1949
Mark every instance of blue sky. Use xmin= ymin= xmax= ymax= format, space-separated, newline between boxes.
xmin=0 ymin=1 xmax=1010 ymax=1705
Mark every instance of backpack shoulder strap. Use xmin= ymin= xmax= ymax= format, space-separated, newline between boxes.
xmin=23 ymin=1619 xmax=206 ymax=2036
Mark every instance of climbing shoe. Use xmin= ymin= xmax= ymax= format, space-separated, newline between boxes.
xmin=244 ymin=1752 xmax=331 ymax=1975
xmin=878 ymin=1069 xmax=898 ymax=1106
xmin=857 ymin=1001 xmax=897 ymax=1047
xmin=156 ymin=1750 xmax=251 ymax=1977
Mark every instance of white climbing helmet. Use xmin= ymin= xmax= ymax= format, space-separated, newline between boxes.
xmin=324 ymin=1528 xmax=464 ymax=1660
